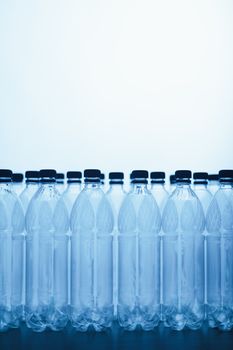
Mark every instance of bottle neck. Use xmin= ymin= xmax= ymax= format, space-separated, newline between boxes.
xmin=40 ymin=181 xmax=56 ymax=189
xmin=84 ymin=181 xmax=101 ymax=189
xmin=0 ymin=182 xmax=12 ymax=191
xmin=67 ymin=182 xmax=81 ymax=191
xmin=131 ymin=182 xmax=148 ymax=193
xmin=194 ymin=183 xmax=207 ymax=190
xmin=220 ymin=181 xmax=233 ymax=189
xmin=109 ymin=183 xmax=124 ymax=192
xmin=176 ymin=181 xmax=191 ymax=189
xmin=151 ymin=182 xmax=165 ymax=189
xmin=26 ymin=181 xmax=40 ymax=187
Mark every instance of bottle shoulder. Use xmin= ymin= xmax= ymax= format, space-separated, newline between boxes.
xmin=162 ymin=189 xmax=205 ymax=234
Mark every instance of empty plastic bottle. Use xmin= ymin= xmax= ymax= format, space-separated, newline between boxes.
xmin=162 ymin=170 xmax=205 ymax=330
xmin=150 ymin=171 xmax=169 ymax=321
xmin=208 ymin=174 xmax=219 ymax=195
xmin=25 ymin=169 xmax=69 ymax=332
xmin=0 ymin=169 xmax=24 ymax=331
xmin=193 ymin=172 xmax=213 ymax=318
xmin=61 ymin=171 xmax=82 ymax=310
xmin=206 ymin=169 xmax=233 ymax=331
xmin=70 ymin=169 xmax=114 ymax=331
xmin=19 ymin=170 xmax=40 ymax=320
xmin=118 ymin=170 xmax=161 ymax=330
xmin=12 ymin=173 xmax=24 ymax=196
xmin=56 ymin=173 xmax=65 ymax=194
xmin=106 ymin=172 xmax=126 ymax=318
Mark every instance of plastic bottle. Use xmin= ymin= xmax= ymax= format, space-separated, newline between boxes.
xmin=150 ymin=171 xmax=169 ymax=321
xmin=106 ymin=172 xmax=126 ymax=318
xmin=61 ymin=171 xmax=82 ymax=311
xmin=118 ymin=170 xmax=161 ymax=330
xmin=162 ymin=170 xmax=205 ymax=330
xmin=193 ymin=172 xmax=213 ymax=319
xmin=25 ymin=169 xmax=69 ymax=332
xmin=12 ymin=173 xmax=24 ymax=196
xmin=0 ymin=169 xmax=24 ymax=331
xmin=208 ymin=174 xmax=219 ymax=195
xmin=206 ymin=169 xmax=233 ymax=330
xmin=19 ymin=170 xmax=40 ymax=320
xmin=70 ymin=169 xmax=114 ymax=331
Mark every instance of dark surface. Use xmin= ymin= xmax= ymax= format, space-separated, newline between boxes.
xmin=0 ymin=323 xmax=233 ymax=350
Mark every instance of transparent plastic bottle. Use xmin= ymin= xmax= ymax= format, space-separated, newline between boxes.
xmin=25 ymin=169 xmax=69 ymax=332
xmin=70 ymin=169 xmax=114 ymax=331
xmin=118 ymin=170 xmax=161 ymax=331
xmin=19 ymin=170 xmax=40 ymax=320
xmin=206 ymin=169 xmax=233 ymax=331
xmin=61 ymin=171 xmax=82 ymax=312
xmin=193 ymin=172 xmax=213 ymax=319
xmin=106 ymin=172 xmax=126 ymax=318
xmin=12 ymin=173 xmax=24 ymax=196
xmin=56 ymin=173 xmax=65 ymax=194
xmin=208 ymin=174 xmax=219 ymax=195
xmin=162 ymin=170 xmax=205 ymax=330
xmin=150 ymin=171 xmax=169 ymax=321
xmin=0 ymin=169 xmax=24 ymax=331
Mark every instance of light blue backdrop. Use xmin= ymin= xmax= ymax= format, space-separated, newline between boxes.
xmin=0 ymin=0 xmax=233 ymax=179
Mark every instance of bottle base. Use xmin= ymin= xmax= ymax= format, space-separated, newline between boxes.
xmin=163 ymin=305 xmax=204 ymax=331
xmin=70 ymin=305 xmax=113 ymax=332
xmin=117 ymin=305 xmax=160 ymax=331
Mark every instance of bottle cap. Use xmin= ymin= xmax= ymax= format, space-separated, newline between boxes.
xmin=0 ymin=169 xmax=12 ymax=181
xmin=170 ymin=174 xmax=176 ymax=184
xmin=56 ymin=173 xmax=65 ymax=180
xmin=84 ymin=169 xmax=101 ymax=178
xmin=67 ymin=171 xmax=82 ymax=179
xmin=131 ymin=170 xmax=148 ymax=179
xmin=193 ymin=172 xmax=208 ymax=180
xmin=150 ymin=171 xmax=165 ymax=179
xmin=175 ymin=170 xmax=192 ymax=183
xmin=40 ymin=169 xmax=57 ymax=178
xmin=175 ymin=170 xmax=192 ymax=179
xmin=12 ymin=173 xmax=24 ymax=183
xmin=219 ymin=170 xmax=233 ymax=182
xmin=25 ymin=171 xmax=39 ymax=179
xmin=109 ymin=172 xmax=124 ymax=180
xmin=131 ymin=170 xmax=148 ymax=184
xmin=208 ymin=174 xmax=219 ymax=181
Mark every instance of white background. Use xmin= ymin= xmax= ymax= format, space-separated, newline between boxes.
xmin=0 ymin=0 xmax=233 ymax=181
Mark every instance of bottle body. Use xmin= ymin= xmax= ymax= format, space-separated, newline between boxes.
xmin=106 ymin=182 xmax=126 ymax=318
xmin=118 ymin=184 xmax=161 ymax=330
xmin=20 ymin=181 xmax=40 ymax=319
xmin=62 ymin=182 xmax=82 ymax=311
xmin=206 ymin=183 xmax=233 ymax=330
xmin=25 ymin=182 xmax=69 ymax=332
xmin=70 ymin=182 xmax=113 ymax=331
xmin=162 ymin=183 xmax=205 ymax=330
xmin=151 ymin=182 xmax=169 ymax=321
xmin=0 ymin=183 xmax=24 ymax=331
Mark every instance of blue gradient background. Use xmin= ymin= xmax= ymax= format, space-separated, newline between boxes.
xmin=0 ymin=0 xmax=233 ymax=174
